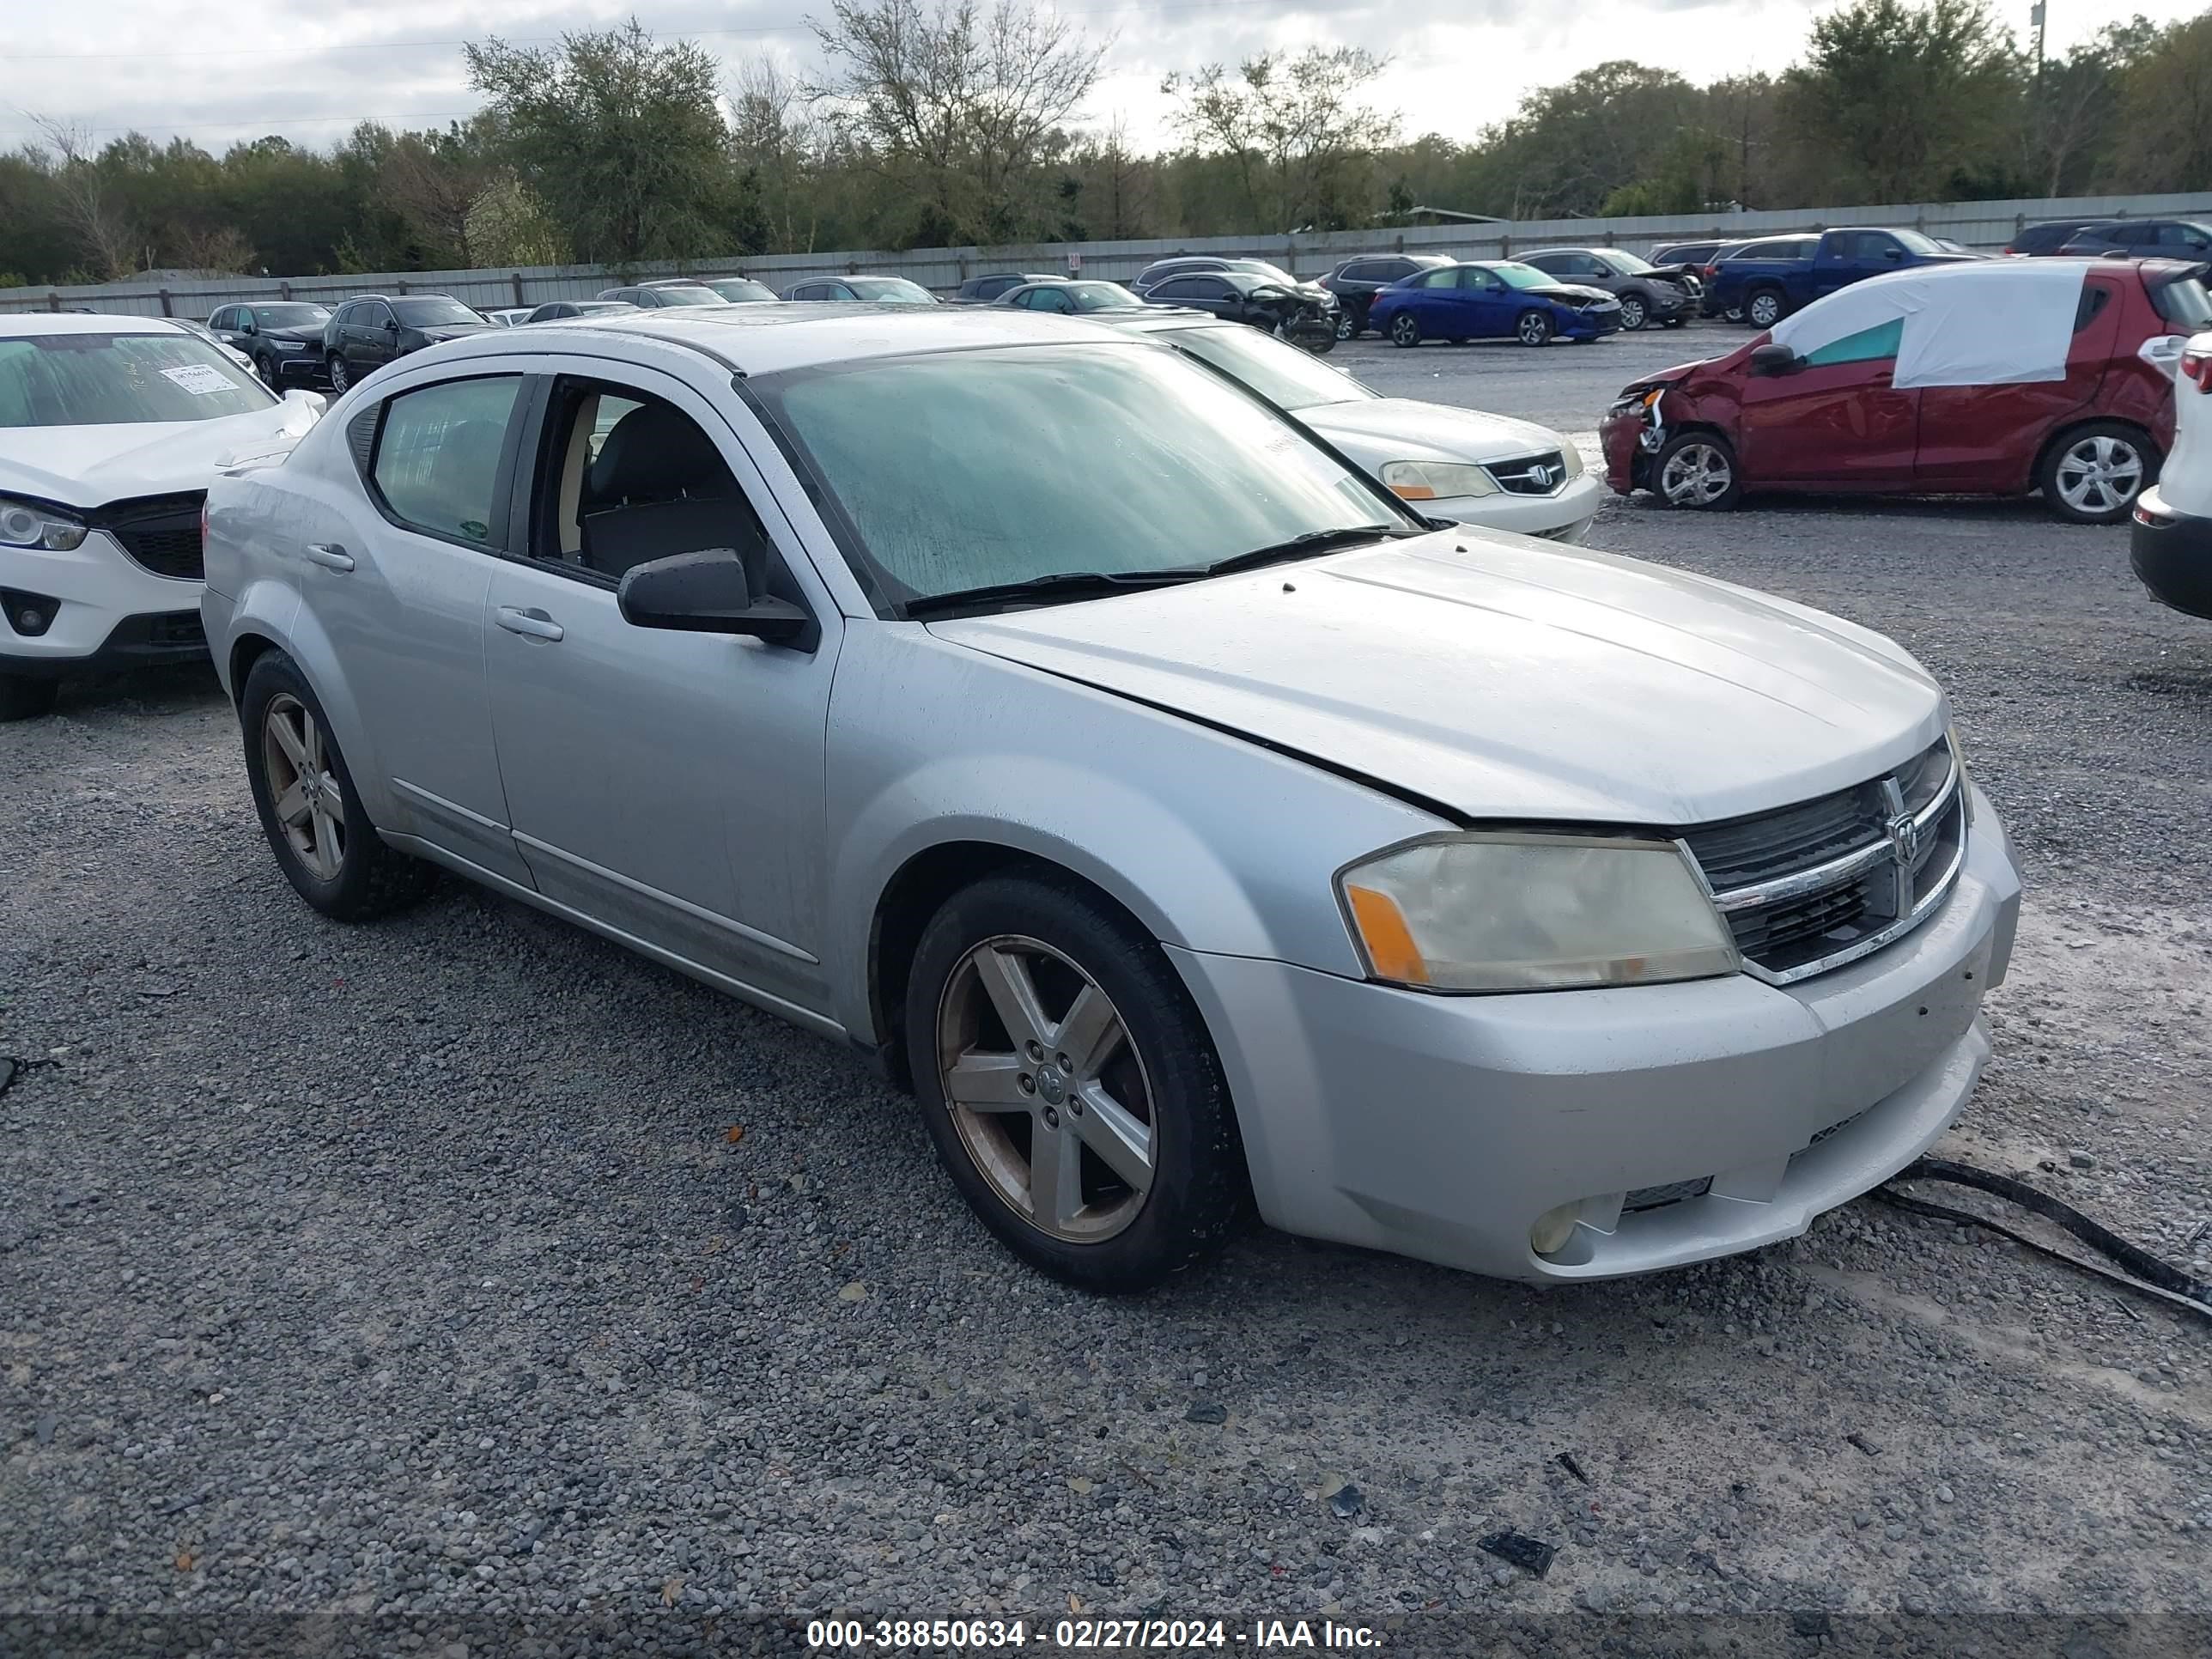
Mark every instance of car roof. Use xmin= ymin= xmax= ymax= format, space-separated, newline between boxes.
xmin=641 ymin=278 xmax=720 ymax=288
xmin=0 ymin=312 xmax=193 ymax=337
xmin=413 ymin=302 xmax=1143 ymax=377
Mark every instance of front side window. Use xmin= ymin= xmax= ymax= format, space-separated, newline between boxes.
xmin=1152 ymin=278 xmax=1199 ymax=300
xmin=0 ymin=331 xmax=276 ymax=428
xmin=1802 ymin=318 xmax=1904 ymax=367
xmin=1163 ymin=323 xmax=1375 ymax=412
xmin=1022 ymin=288 xmax=1074 ymax=313
xmin=756 ymin=343 xmax=1403 ymax=607
xmin=370 ymin=375 xmax=522 ymax=545
xmin=391 ymin=298 xmax=481 ymax=327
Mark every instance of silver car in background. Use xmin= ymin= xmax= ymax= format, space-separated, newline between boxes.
xmin=200 ymin=307 xmax=2021 ymax=1291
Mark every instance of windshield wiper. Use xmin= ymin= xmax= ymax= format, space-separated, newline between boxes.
xmin=902 ymin=568 xmax=1199 ymax=618
xmin=1199 ymin=524 xmax=1424 ymax=578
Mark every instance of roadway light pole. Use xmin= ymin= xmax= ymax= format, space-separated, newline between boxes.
xmin=2029 ymin=0 xmax=2046 ymax=79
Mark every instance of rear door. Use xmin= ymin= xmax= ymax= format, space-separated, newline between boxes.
xmin=1737 ymin=317 xmax=1919 ymax=486
xmin=1915 ymin=274 xmax=2124 ymax=493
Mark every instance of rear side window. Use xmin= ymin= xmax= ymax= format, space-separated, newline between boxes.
xmin=1802 ymin=318 xmax=1903 ymax=368
xmin=370 ymin=375 xmax=524 ymax=547
xmin=2074 ymin=285 xmax=2112 ymax=332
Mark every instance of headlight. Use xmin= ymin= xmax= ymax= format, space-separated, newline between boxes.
xmin=1381 ymin=461 xmax=1498 ymax=501
xmin=0 ymin=497 xmax=87 ymax=551
xmin=1338 ymin=833 xmax=1741 ymax=992
xmin=1560 ymin=445 xmax=1585 ymax=479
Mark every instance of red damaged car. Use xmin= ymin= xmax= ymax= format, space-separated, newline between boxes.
xmin=1600 ymin=258 xmax=2208 ymax=525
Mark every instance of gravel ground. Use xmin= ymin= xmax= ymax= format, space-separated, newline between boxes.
xmin=3 ymin=330 xmax=2209 ymax=1651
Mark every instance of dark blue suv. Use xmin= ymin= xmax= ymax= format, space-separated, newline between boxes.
xmin=1709 ymin=228 xmax=1973 ymax=329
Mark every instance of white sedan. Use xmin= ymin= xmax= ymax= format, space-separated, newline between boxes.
xmin=0 ymin=313 xmax=324 ymax=720
xmin=1108 ymin=311 xmax=1602 ymax=541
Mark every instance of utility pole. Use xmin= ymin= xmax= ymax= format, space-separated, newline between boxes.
xmin=2029 ymin=0 xmax=2046 ymax=80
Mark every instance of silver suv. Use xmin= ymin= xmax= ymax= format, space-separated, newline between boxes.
xmin=200 ymin=307 xmax=2022 ymax=1291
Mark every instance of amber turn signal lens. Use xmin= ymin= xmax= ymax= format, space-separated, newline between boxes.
xmin=1344 ymin=884 xmax=1430 ymax=984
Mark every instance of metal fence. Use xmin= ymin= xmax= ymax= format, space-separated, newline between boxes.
xmin=5 ymin=190 xmax=2208 ymax=321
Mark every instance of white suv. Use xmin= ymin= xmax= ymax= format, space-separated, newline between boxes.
xmin=0 ymin=313 xmax=323 ymax=719
xmin=2132 ymin=331 xmax=2212 ymax=620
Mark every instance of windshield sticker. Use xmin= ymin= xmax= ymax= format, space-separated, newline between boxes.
xmin=161 ymin=363 xmax=237 ymax=396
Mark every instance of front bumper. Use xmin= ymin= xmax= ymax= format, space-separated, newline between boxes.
xmin=1 ymin=532 xmax=207 ymax=671
xmin=1437 ymin=472 xmax=1604 ymax=542
xmin=1599 ymin=409 xmax=1647 ymax=495
xmin=1170 ymin=785 xmax=2021 ymax=1282
xmin=1559 ymin=308 xmax=1621 ymax=339
xmin=2130 ymin=487 xmax=2212 ymax=619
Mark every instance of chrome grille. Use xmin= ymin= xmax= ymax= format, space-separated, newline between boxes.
xmin=91 ymin=493 xmax=206 ymax=581
xmin=1487 ymin=452 xmax=1568 ymax=495
xmin=1680 ymin=738 xmax=1966 ymax=985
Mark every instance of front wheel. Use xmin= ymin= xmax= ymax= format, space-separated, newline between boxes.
xmin=0 ymin=672 xmax=60 ymax=722
xmin=1652 ymin=431 xmax=1741 ymax=511
xmin=1388 ymin=313 xmax=1422 ymax=349
xmin=906 ymin=872 xmax=1249 ymax=1292
xmin=1516 ymin=309 xmax=1553 ymax=347
xmin=2040 ymin=422 xmax=2156 ymax=525
xmin=240 ymin=650 xmax=436 ymax=920
xmin=1334 ymin=310 xmax=1358 ymax=341
xmin=1618 ymin=294 xmax=1649 ymax=331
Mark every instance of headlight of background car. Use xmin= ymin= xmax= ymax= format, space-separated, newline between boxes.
xmin=1381 ymin=460 xmax=1498 ymax=501
xmin=1339 ymin=833 xmax=1741 ymax=992
xmin=1559 ymin=444 xmax=1584 ymax=479
xmin=0 ymin=497 xmax=88 ymax=551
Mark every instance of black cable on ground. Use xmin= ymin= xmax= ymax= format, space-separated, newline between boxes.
xmin=1875 ymin=1156 xmax=2212 ymax=1325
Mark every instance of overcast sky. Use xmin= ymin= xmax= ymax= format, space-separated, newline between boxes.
xmin=3 ymin=0 xmax=2191 ymax=162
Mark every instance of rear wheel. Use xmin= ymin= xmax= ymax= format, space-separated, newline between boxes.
xmin=1516 ymin=309 xmax=1553 ymax=347
xmin=0 ymin=673 xmax=60 ymax=722
xmin=1653 ymin=431 xmax=1741 ymax=510
xmin=1389 ymin=312 xmax=1422 ymax=349
xmin=2040 ymin=422 xmax=2156 ymax=525
xmin=906 ymin=872 xmax=1248 ymax=1292
xmin=1745 ymin=288 xmax=1785 ymax=330
xmin=240 ymin=650 xmax=436 ymax=921
xmin=1618 ymin=293 xmax=1649 ymax=331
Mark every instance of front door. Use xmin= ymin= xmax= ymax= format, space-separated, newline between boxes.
xmin=318 ymin=368 xmax=533 ymax=883
xmin=480 ymin=361 xmax=842 ymax=1018
xmin=1738 ymin=317 xmax=1919 ymax=486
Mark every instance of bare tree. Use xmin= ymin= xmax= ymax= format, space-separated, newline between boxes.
xmin=381 ymin=132 xmax=490 ymax=264
xmin=807 ymin=0 xmax=1105 ymax=242
xmin=732 ymin=58 xmax=824 ymax=252
xmin=29 ymin=117 xmax=136 ymax=280
xmin=1164 ymin=47 xmax=1396 ymax=231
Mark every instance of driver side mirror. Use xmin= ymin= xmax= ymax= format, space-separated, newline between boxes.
xmin=1748 ymin=342 xmax=1801 ymax=376
xmin=384 ymin=319 xmax=400 ymax=333
xmin=617 ymin=548 xmax=812 ymax=644
xmin=1883 ymin=247 xmax=1904 ymax=262
xmin=1249 ymin=285 xmax=1289 ymax=301
xmin=240 ymin=318 xmax=258 ymax=335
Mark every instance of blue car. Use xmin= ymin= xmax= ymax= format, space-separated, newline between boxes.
xmin=1368 ymin=261 xmax=1624 ymax=349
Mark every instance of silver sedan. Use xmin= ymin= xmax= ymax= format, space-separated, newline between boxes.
xmin=200 ymin=306 xmax=2022 ymax=1291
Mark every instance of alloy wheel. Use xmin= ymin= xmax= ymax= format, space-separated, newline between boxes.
xmin=262 ymin=692 xmax=346 ymax=881
xmin=1747 ymin=292 xmax=1782 ymax=329
xmin=1335 ymin=312 xmax=1356 ymax=340
xmin=1620 ymin=295 xmax=1647 ymax=331
xmin=2052 ymin=434 xmax=2145 ymax=518
xmin=1389 ymin=313 xmax=1419 ymax=347
xmin=327 ymin=354 xmax=349 ymax=393
xmin=1517 ymin=312 xmax=1551 ymax=346
xmin=1660 ymin=441 xmax=1735 ymax=507
xmin=935 ymin=934 xmax=1156 ymax=1243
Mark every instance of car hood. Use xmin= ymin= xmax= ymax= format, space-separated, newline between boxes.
xmin=0 ymin=398 xmax=323 ymax=508
xmin=1300 ymin=398 xmax=1571 ymax=466
xmin=1528 ymin=283 xmax=1616 ymax=306
xmin=928 ymin=532 xmax=1943 ymax=826
xmin=258 ymin=324 xmax=327 ymax=343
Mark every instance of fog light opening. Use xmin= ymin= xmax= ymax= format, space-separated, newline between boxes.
xmin=1530 ymin=1202 xmax=1582 ymax=1257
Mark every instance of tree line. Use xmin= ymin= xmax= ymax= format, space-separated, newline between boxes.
xmin=0 ymin=0 xmax=2202 ymax=289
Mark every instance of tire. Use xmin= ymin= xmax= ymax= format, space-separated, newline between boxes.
xmin=1388 ymin=312 xmax=1421 ymax=349
xmin=1618 ymin=292 xmax=1649 ymax=331
xmin=256 ymin=353 xmax=283 ymax=390
xmin=1724 ymin=306 xmax=1745 ymax=324
xmin=2039 ymin=422 xmax=2158 ymax=525
xmin=1745 ymin=288 xmax=1785 ymax=330
xmin=239 ymin=649 xmax=436 ymax=921
xmin=1652 ymin=431 xmax=1742 ymax=511
xmin=905 ymin=870 xmax=1249 ymax=1293
xmin=1334 ymin=309 xmax=1358 ymax=341
xmin=326 ymin=352 xmax=349 ymax=395
xmin=0 ymin=673 xmax=60 ymax=722
xmin=1516 ymin=309 xmax=1553 ymax=347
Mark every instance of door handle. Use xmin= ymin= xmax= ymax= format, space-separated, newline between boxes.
xmin=495 ymin=605 xmax=564 ymax=642
xmin=302 ymin=542 xmax=355 ymax=571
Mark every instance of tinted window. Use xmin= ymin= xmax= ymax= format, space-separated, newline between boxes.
xmin=1802 ymin=318 xmax=1903 ymax=367
xmin=2073 ymin=286 xmax=2112 ymax=332
xmin=1152 ymin=278 xmax=1200 ymax=299
xmin=208 ymin=308 xmax=234 ymax=331
xmin=1023 ymin=288 xmax=1074 ymax=313
xmin=1525 ymin=255 xmax=1569 ymax=276
xmin=371 ymin=375 xmax=522 ymax=545
xmin=391 ymin=298 xmax=482 ymax=327
xmin=0 ymin=331 xmax=276 ymax=428
xmin=1339 ymin=262 xmax=1379 ymax=283
xmin=757 ymin=343 xmax=1395 ymax=605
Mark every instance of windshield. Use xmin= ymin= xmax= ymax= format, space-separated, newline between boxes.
xmin=709 ymin=279 xmax=777 ymax=303
xmin=0 ymin=331 xmax=276 ymax=427
xmin=1234 ymin=261 xmax=1300 ymax=288
xmin=1491 ymin=263 xmax=1556 ymax=290
xmin=649 ymin=285 xmax=726 ymax=306
xmin=1891 ymin=229 xmax=1945 ymax=255
xmin=848 ymin=276 xmax=936 ymax=305
xmin=757 ymin=343 xmax=1404 ymax=607
xmin=1161 ymin=324 xmax=1373 ymax=412
xmin=1601 ymin=250 xmax=1655 ymax=273
xmin=392 ymin=298 xmax=482 ymax=326
xmin=257 ymin=304 xmax=329 ymax=326
xmin=1065 ymin=283 xmax=1142 ymax=311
